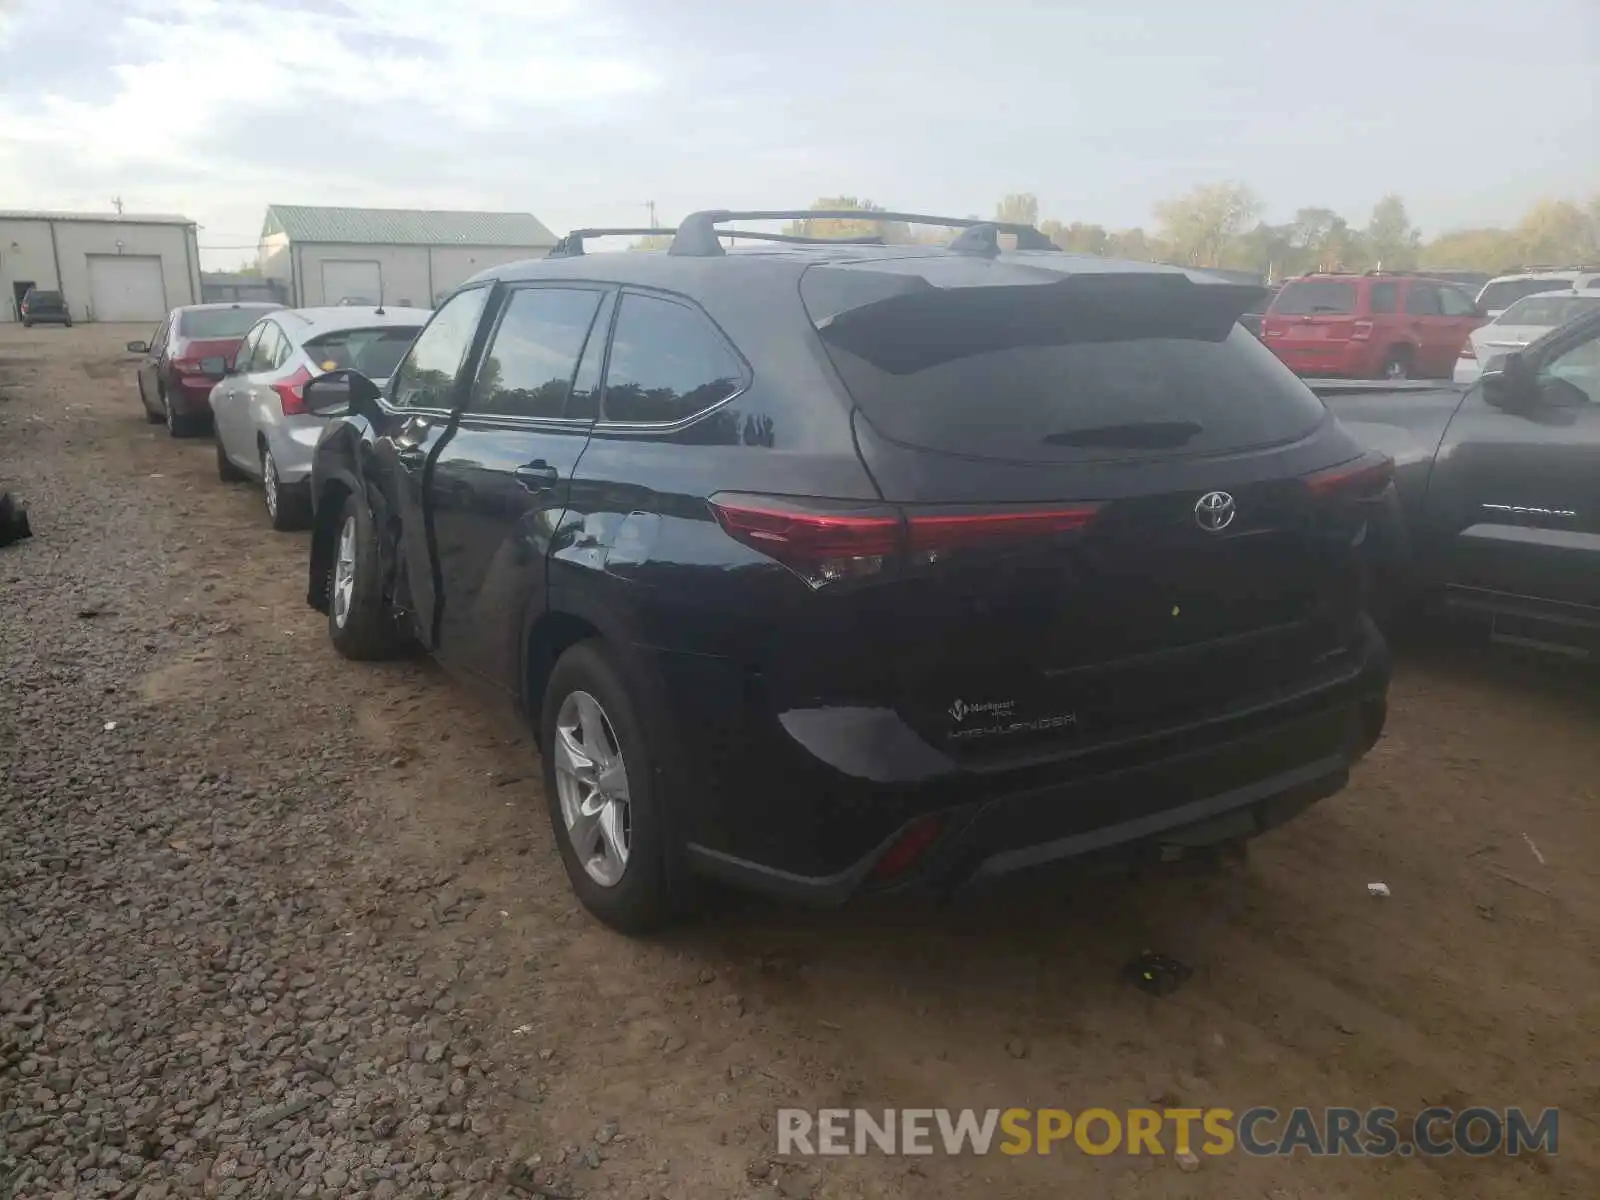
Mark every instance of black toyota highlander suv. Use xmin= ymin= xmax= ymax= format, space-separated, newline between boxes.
xmin=300 ymin=208 xmax=1391 ymax=932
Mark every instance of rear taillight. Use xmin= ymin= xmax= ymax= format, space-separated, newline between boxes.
xmin=870 ymin=815 xmax=946 ymax=883
xmin=708 ymin=494 xmax=1101 ymax=589
xmin=172 ymin=357 xmax=206 ymax=374
xmin=1350 ymin=320 xmax=1374 ymax=341
xmin=1305 ymin=452 xmax=1394 ymax=501
xmin=272 ymin=366 xmax=314 ymax=416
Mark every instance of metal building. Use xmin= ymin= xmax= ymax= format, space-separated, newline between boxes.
xmin=0 ymin=210 xmax=202 ymax=323
xmin=258 ymin=205 xmax=557 ymax=308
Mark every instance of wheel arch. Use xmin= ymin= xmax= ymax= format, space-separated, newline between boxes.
xmin=522 ymin=610 xmax=605 ymax=747
xmin=307 ymin=468 xmax=360 ymax=613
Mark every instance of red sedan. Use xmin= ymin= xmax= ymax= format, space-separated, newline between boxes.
xmin=128 ymin=303 xmax=283 ymax=436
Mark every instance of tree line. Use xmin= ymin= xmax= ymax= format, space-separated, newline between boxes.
xmin=634 ymin=191 xmax=1600 ymax=280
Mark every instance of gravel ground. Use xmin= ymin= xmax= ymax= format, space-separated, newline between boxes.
xmin=3 ymin=326 xmax=1598 ymax=1200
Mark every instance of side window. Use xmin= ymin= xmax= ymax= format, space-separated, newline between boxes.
xmin=1368 ymin=282 xmax=1398 ymax=314
xmin=565 ymin=292 xmax=616 ymax=422
xmin=471 ymin=288 xmax=604 ymax=419
xmin=1438 ymin=287 xmax=1477 ymax=317
xmin=601 ymin=293 xmax=744 ymax=424
xmin=150 ymin=318 xmax=170 ymax=356
xmin=391 ymin=288 xmax=489 ymax=410
xmin=234 ymin=325 xmax=263 ymax=372
xmin=249 ymin=323 xmax=284 ymax=373
xmin=269 ymin=323 xmax=294 ymax=370
xmin=1405 ymin=284 xmax=1441 ymax=316
xmin=1540 ymin=329 xmax=1600 ymax=404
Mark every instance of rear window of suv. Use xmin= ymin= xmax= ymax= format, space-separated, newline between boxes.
xmin=1269 ymin=280 xmax=1359 ymax=316
xmin=806 ymin=276 xmax=1327 ymax=463
xmin=25 ymin=290 xmax=63 ymax=305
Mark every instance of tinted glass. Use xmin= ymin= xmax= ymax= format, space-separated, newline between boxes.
xmin=26 ymin=290 xmax=63 ymax=305
xmin=250 ymin=324 xmax=286 ymax=372
xmin=1404 ymin=284 xmax=1440 ymax=315
xmin=1368 ymin=282 xmax=1399 ymax=314
xmin=180 ymin=308 xmax=272 ymax=338
xmin=233 ymin=325 xmax=262 ymax=371
xmin=566 ymin=292 xmax=617 ymax=422
xmin=472 ymin=288 xmax=603 ymax=419
xmin=1437 ymin=286 xmax=1477 ymax=317
xmin=813 ymin=285 xmax=1328 ymax=463
xmin=1478 ymin=278 xmax=1575 ymax=311
xmin=391 ymin=288 xmax=489 ymax=410
xmin=602 ymin=294 xmax=743 ymax=424
xmin=1269 ymin=280 xmax=1357 ymax=315
xmin=1541 ymin=328 xmax=1600 ymax=403
xmin=305 ymin=327 xmax=423 ymax=379
xmin=1497 ymin=294 xmax=1600 ymax=326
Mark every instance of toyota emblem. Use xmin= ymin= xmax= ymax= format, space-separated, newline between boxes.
xmin=1194 ymin=490 xmax=1236 ymax=532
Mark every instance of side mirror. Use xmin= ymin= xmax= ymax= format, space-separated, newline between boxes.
xmin=199 ymin=356 xmax=226 ymax=376
xmin=304 ymin=369 xmax=383 ymax=422
xmin=126 ymin=340 xmax=149 ymax=354
xmin=1481 ymin=352 xmax=1537 ymax=411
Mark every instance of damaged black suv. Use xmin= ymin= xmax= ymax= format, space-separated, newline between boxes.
xmin=300 ymin=208 xmax=1390 ymax=932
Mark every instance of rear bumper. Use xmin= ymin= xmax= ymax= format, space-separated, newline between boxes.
xmin=169 ymin=377 xmax=221 ymax=416
xmin=1271 ymin=341 xmax=1379 ymax=378
xmin=672 ymin=618 xmax=1390 ymax=903
xmin=21 ymin=311 xmax=70 ymax=324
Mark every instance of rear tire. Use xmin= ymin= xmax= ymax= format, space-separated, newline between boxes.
xmin=262 ymin=447 xmax=311 ymax=531
xmin=1378 ymin=348 xmax=1412 ymax=381
xmin=326 ymin=490 xmax=407 ymax=661
xmin=541 ymin=640 xmax=690 ymax=934
xmin=164 ymin=391 xmax=205 ymax=438
xmin=138 ymin=377 xmax=163 ymax=424
xmin=216 ymin=439 xmax=247 ymax=482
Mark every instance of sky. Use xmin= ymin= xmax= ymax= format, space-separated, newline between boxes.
xmin=1 ymin=0 xmax=1595 ymax=270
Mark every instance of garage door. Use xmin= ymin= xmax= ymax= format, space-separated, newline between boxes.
xmin=321 ymin=261 xmax=382 ymax=306
xmin=87 ymin=256 xmax=168 ymax=322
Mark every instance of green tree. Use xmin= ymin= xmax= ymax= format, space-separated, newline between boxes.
xmin=1366 ymin=194 xmax=1421 ymax=270
xmin=627 ymin=233 xmax=672 ymax=251
xmin=1040 ymin=220 xmax=1110 ymax=255
xmin=995 ymin=193 xmax=1039 ymax=227
xmin=784 ymin=197 xmax=909 ymax=243
xmin=1418 ymin=227 xmax=1522 ymax=273
xmin=1154 ymin=183 xmax=1261 ymax=267
xmin=1516 ymin=199 xmax=1599 ymax=264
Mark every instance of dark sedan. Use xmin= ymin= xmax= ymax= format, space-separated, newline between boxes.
xmin=127 ymin=302 xmax=282 ymax=436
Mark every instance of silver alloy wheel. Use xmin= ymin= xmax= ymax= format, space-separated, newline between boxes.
xmin=263 ymin=449 xmax=279 ymax=518
xmin=164 ymin=394 xmax=174 ymax=431
xmin=1383 ymin=357 xmax=1409 ymax=380
xmin=553 ymin=689 xmax=632 ymax=887
xmin=332 ymin=515 xmax=357 ymax=629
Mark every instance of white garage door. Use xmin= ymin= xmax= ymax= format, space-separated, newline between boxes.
xmin=321 ymin=260 xmax=382 ymax=306
xmin=87 ymin=256 xmax=167 ymax=322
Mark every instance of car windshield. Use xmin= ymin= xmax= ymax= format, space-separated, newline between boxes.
xmin=1269 ymin=280 xmax=1358 ymax=315
xmin=304 ymin=326 xmax=422 ymax=379
xmin=180 ymin=308 xmax=273 ymax=338
xmin=27 ymin=290 xmax=63 ymax=304
xmin=1494 ymin=294 xmax=1600 ymax=327
xmin=1478 ymin=278 xmax=1576 ymax=311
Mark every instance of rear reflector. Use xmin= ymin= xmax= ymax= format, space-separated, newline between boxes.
xmin=709 ymin=494 xmax=1101 ymax=588
xmin=870 ymin=815 xmax=945 ymax=882
xmin=1304 ymin=452 xmax=1394 ymax=500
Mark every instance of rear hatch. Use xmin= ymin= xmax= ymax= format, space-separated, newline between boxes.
xmin=1261 ymin=278 xmax=1363 ymax=359
xmin=23 ymin=291 xmax=66 ymax=315
xmin=798 ymin=263 xmax=1379 ymax=759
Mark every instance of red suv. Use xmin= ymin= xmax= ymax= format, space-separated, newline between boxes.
xmin=1260 ymin=273 xmax=1484 ymax=380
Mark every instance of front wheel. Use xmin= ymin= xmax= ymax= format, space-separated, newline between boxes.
xmin=541 ymin=640 xmax=688 ymax=933
xmin=326 ymin=491 xmax=407 ymax=661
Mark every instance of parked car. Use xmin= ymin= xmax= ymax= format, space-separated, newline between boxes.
xmin=1315 ymin=303 xmax=1600 ymax=656
xmin=1476 ymin=267 xmax=1600 ymax=319
xmin=19 ymin=288 xmax=71 ymax=327
xmin=299 ymin=209 xmax=1391 ymax=932
xmin=1421 ymin=269 xmax=1491 ymax=296
xmin=127 ymin=303 xmax=283 ymax=436
xmin=211 ymin=306 xmax=429 ymax=530
xmin=1455 ymin=289 xmax=1600 ymax=383
xmin=1261 ymin=273 xmax=1483 ymax=380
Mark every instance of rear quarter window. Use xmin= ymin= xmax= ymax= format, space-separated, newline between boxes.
xmin=1270 ymin=280 xmax=1359 ymax=316
xmin=600 ymin=293 xmax=745 ymax=425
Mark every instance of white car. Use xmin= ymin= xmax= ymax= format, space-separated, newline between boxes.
xmin=209 ymin=306 xmax=430 ymax=529
xmin=1475 ymin=268 xmax=1600 ymax=319
xmin=1454 ymin=289 xmax=1600 ymax=383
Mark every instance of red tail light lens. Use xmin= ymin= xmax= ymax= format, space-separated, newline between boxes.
xmin=709 ymin=495 xmax=1100 ymax=588
xmin=1305 ymin=452 xmax=1394 ymax=501
xmin=870 ymin=814 xmax=946 ymax=882
xmin=272 ymin=366 xmax=314 ymax=416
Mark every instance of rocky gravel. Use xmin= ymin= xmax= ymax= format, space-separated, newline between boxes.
xmin=5 ymin=327 xmax=1600 ymax=1200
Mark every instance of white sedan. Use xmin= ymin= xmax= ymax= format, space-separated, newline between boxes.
xmin=1454 ymin=290 xmax=1600 ymax=384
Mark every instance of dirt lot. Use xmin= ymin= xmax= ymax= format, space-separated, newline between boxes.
xmin=3 ymin=324 xmax=1597 ymax=1200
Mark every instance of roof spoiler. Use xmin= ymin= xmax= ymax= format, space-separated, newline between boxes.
xmin=667 ymin=208 xmax=1060 ymax=257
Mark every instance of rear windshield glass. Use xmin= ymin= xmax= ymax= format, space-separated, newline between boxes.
xmin=1478 ymin=278 xmax=1576 ymax=311
xmin=807 ymin=279 xmax=1327 ymax=463
xmin=1269 ymin=280 xmax=1358 ymax=316
xmin=26 ymin=290 xmax=63 ymax=304
xmin=180 ymin=308 xmax=272 ymax=338
xmin=1495 ymin=294 xmax=1600 ymax=326
xmin=305 ymin=327 xmax=422 ymax=379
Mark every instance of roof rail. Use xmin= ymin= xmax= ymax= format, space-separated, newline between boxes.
xmin=547 ymin=225 xmax=889 ymax=258
xmin=667 ymin=208 xmax=1060 ymax=257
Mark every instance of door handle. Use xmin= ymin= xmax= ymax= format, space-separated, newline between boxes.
xmin=513 ymin=461 xmax=560 ymax=490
